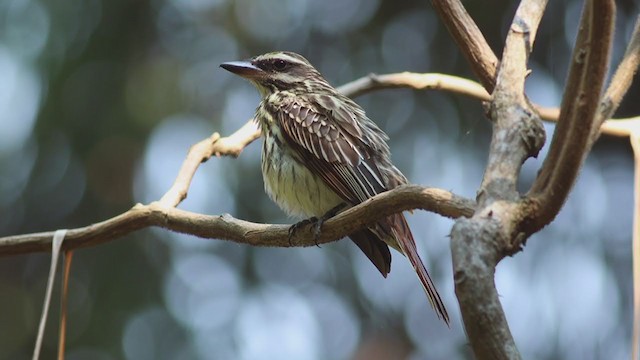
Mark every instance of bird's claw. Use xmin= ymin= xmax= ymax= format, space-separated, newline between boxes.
xmin=288 ymin=204 xmax=347 ymax=247
xmin=310 ymin=218 xmax=324 ymax=247
xmin=288 ymin=217 xmax=318 ymax=246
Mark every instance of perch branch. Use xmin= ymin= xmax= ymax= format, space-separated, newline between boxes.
xmin=0 ymin=185 xmax=474 ymax=256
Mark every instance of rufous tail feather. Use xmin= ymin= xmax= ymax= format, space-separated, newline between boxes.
xmin=390 ymin=214 xmax=450 ymax=325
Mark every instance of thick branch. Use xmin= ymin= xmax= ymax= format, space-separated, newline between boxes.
xmin=527 ymin=0 xmax=615 ymax=233
xmin=481 ymin=0 xmax=547 ymax=203
xmin=451 ymin=1 xmax=547 ymax=359
xmin=0 ymin=185 xmax=474 ymax=256
xmin=428 ymin=0 xmax=633 ymax=142
xmin=430 ymin=0 xmax=499 ymax=90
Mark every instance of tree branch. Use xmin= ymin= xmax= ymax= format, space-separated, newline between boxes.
xmin=339 ymin=72 xmax=492 ymax=100
xmin=631 ymin=133 xmax=640 ymax=360
xmin=430 ymin=0 xmax=499 ymax=90
xmin=592 ymin=15 xmax=640 ymax=141
xmin=337 ymin=72 xmax=627 ymax=137
xmin=450 ymin=1 xmax=547 ymax=359
xmin=527 ymin=0 xmax=615 ymax=233
xmin=481 ymin=0 xmax=547 ymax=203
xmin=0 ymin=185 xmax=474 ymax=256
xmin=429 ymin=0 xmax=634 ymax=142
xmin=159 ymin=121 xmax=261 ymax=207
xmin=600 ymin=116 xmax=640 ymax=137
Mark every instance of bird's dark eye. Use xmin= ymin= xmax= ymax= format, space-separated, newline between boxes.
xmin=273 ymin=59 xmax=288 ymax=71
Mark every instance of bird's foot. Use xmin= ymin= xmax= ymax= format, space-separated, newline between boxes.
xmin=288 ymin=204 xmax=348 ymax=247
xmin=288 ymin=217 xmax=317 ymax=246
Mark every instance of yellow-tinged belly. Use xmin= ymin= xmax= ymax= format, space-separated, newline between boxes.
xmin=261 ymin=134 xmax=343 ymax=218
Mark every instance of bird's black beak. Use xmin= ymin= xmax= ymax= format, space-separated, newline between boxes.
xmin=220 ymin=61 xmax=263 ymax=78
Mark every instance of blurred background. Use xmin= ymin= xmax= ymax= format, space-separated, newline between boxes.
xmin=0 ymin=0 xmax=639 ymax=359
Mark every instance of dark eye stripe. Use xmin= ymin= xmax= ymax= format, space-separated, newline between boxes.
xmin=273 ymin=59 xmax=288 ymax=70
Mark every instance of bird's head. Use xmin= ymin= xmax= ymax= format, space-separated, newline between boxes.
xmin=220 ymin=51 xmax=328 ymax=97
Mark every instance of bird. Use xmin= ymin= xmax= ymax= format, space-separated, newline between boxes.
xmin=220 ymin=51 xmax=449 ymax=324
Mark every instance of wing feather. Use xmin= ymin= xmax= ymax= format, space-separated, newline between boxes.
xmin=275 ymin=96 xmax=387 ymax=205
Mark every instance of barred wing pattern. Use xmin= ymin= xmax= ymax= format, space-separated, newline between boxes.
xmin=270 ymin=93 xmax=450 ymax=324
xmin=277 ymin=94 xmax=388 ymax=204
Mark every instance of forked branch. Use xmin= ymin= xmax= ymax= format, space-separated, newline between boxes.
xmin=450 ymin=1 xmax=547 ymax=359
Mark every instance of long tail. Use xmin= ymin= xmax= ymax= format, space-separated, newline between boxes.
xmin=389 ymin=214 xmax=450 ymax=325
xmin=350 ymin=228 xmax=392 ymax=277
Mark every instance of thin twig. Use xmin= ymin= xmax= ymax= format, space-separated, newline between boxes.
xmin=158 ymin=121 xmax=260 ymax=207
xmin=631 ymin=133 xmax=640 ymax=360
xmin=338 ymin=72 xmax=628 ymax=137
xmin=600 ymin=116 xmax=640 ymax=137
xmin=592 ymin=15 xmax=640 ymax=141
xmin=57 ymin=251 xmax=73 ymax=360
xmin=339 ymin=72 xmax=492 ymax=100
xmin=32 ymin=230 xmax=66 ymax=360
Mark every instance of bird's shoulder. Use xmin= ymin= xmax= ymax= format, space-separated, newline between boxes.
xmin=267 ymin=94 xmax=356 ymax=166
xmin=276 ymin=91 xmax=390 ymax=153
xmin=278 ymin=92 xmax=364 ymax=136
